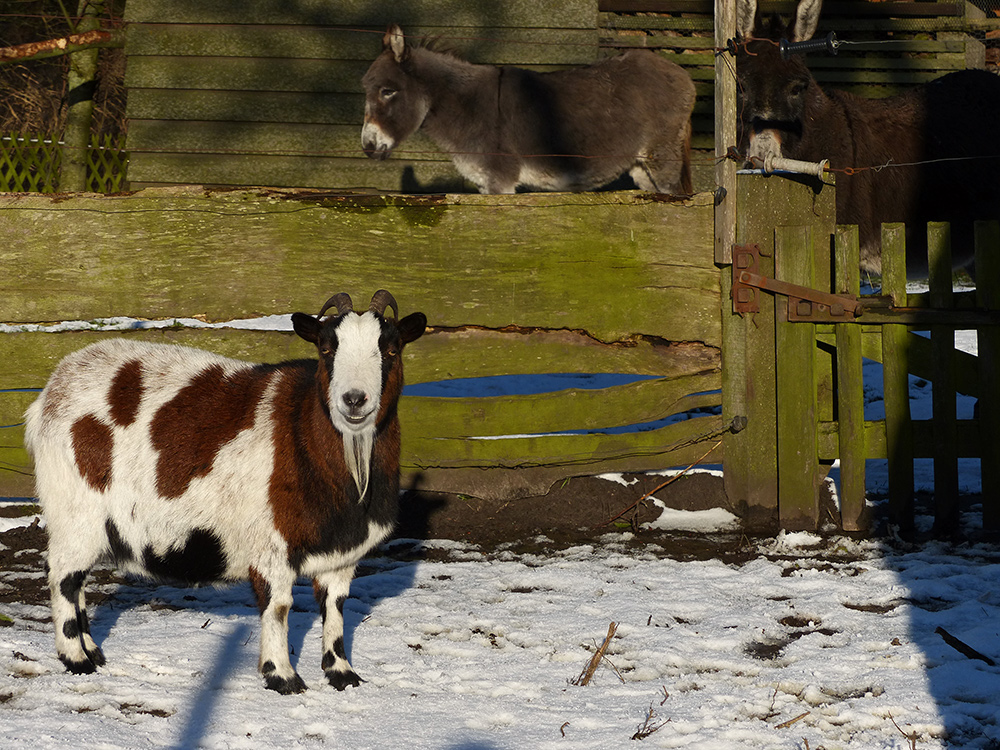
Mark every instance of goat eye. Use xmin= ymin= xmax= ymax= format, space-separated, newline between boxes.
xmin=320 ymin=347 xmax=332 ymax=356
xmin=386 ymin=346 xmax=399 ymax=358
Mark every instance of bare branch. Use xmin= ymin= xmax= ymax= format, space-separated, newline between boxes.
xmin=0 ymin=29 xmax=125 ymax=67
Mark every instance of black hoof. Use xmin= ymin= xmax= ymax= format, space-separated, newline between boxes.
xmin=326 ymin=669 xmax=363 ymax=691
xmin=60 ymin=655 xmax=97 ymax=675
xmin=264 ymin=672 xmax=308 ymax=694
xmin=86 ymin=646 xmax=106 ymax=668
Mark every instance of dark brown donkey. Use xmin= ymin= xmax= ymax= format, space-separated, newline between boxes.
xmin=362 ymin=25 xmax=696 ymax=195
xmin=736 ymin=0 xmax=1000 ymax=278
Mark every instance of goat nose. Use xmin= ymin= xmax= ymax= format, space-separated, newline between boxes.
xmin=342 ymin=390 xmax=368 ymax=410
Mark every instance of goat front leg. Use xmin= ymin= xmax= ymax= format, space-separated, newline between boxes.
xmin=313 ymin=567 xmax=361 ymax=690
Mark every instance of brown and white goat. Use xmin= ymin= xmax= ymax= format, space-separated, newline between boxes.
xmin=24 ymin=291 xmax=426 ymax=694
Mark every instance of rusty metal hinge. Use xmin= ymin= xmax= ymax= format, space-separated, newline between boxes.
xmin=731 ymin=243 xmax=861 ymax=321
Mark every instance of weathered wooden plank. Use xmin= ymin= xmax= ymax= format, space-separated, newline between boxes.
xmin=834 ymin=225 xmax=866 ymax=531
xmin=125 ymin=154 xmax=465 ymax=193
xmin=976 ymin=221 xmax=1000 ymax=531
xmin=600 ymin=0 xmax=964 ymax=15
xmin=125 ymin=25 xmax=599 ymax=66
xmin=125 ymin=57 xmax=374 ymax=94
xmin=928 ymin=222 xmax=959 ymax=534
xmin=403 ymin=416 xmax=725 ymax=500
xmin=126 ymin=0 xmax=599 ymax=30
xmin=0 ymin=329 xmax=719 ymax=395
xmin=0 ymin=189 xmax=718 ymax=340
xmin=881 ymin=223 xmax=915 ymax=531
xmin=401 ymin=377 xmax=721 ymax=438
xmin=775 ymin=225 xmax=820 ymax=530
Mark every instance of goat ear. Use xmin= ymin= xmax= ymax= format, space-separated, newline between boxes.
xmin=292 ymin=312 xmax=321 ymax=344
xmin=385 ymin=24 xmax=407 ymax=63
xmin=397 ymin=312 xmax=427 ymax=346
xmin=791 ymin=0 xmax=822 ymax=42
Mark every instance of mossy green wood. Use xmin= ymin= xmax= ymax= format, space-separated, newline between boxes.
xmin=834 ymin=225 xmax=866 ymax=531
xmin=0 ymin=190 xmax=718 ymax=343
xmin=774 ymin=225 xmax=819 ymax=530
xmin=125 ymin=0 xmax=599 ymax=30
xmin=976 ymin=222 xmax=1000 ymax=530
xmin=729 ymin=174 xmax=835 ymax=526
xmin=881 ymin=223 xmax=915 ymax=530
xmin=927 ymin=222 xmax=959 ymax=532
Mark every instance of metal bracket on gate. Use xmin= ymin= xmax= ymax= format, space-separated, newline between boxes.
xmin=731 ymin=243 xmax=862 ymax=321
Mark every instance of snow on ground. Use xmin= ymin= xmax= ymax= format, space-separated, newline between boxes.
xmin=3 ymin=526 xmax=1000 ymax=750
xmin=2 ymin=297 xmax=998 ymax=749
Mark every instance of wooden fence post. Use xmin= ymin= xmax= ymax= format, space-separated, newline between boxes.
xmin=835 ymin=225 xmax=866 ymax=530
xmin=775 ymin=224 xmax=820 ymax=528
xmin=976 ymin=220 xmax=1000 ymax=531
xmin=62 ymin=0 xmax=103 ymax=192
xmin=927 ymin=222 xmax=959 ymax=533
xmin=881 ymin=224 xmax=914 ymax=531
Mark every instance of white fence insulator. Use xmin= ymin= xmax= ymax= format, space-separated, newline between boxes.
xmin=762 ymin=155 xmax=830 ymax=179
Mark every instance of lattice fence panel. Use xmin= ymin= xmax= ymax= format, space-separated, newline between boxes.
xmin=0 ymin=133 xmax=128 ymax=193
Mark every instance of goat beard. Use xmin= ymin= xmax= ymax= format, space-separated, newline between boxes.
xmin=344 ymin=429 xmax=375 ymax=502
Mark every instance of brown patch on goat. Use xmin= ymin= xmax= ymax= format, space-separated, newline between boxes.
xmin=108 ymin=360 xmax=144 ymax=427
xmin=150 ymin=364 xmax=272 ymax=499
xmin=71 ymin=415 xmax=113 ymax=492
xmin=248 ymin=566 xmax=271 ymax=614
xmin=267 ymin=367 xmax=351 ymax=562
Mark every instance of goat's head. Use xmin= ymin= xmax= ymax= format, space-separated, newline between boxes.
xmin=291 ymin=290 xmax=426 ymax=499
xmin=735 ymin=0 xmax=823 ymax=166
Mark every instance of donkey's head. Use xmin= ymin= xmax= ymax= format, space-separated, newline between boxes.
xmin=735 ymin=0 xmax=824 ymax=167
xmin=361 ymin=25 xmax=432 ymax=160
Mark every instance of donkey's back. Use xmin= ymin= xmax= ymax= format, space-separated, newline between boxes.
xmin=496 ymin=50 xmax=696 ymax=194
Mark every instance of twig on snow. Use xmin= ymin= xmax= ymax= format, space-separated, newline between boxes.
xmin=934 ymin=626 xmax=997 ymax=666
xmin=595 ymin=440 xmax=722 ymax=530
xmin=631 ymin=702 xmax=670 ymax=740
xmin=572 ymin=622 xmax=618 ymax=686
xmin=889 ymin=712 xmax=918 ymax=750
xmin=775 ymin=711 xmax=810 ymax=729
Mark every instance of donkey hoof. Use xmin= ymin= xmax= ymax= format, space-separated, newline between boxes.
xmin=326 ymin=669 xmax=362 ymax=691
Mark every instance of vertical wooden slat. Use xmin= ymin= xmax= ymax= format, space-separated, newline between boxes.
xmin=713 ymin=0 xmax=736 ymax=265
xmin=881 ymin=223 xmax=914 ymax=531
xmin=975 ymin=220 xmax=1000 ymax=531
xmin=775 ymin=225 xmax=819 ymax=529
xmin=927 ymin=221 xmax=958 ymax=534
xmin=835 ymin=225 xmax=866 ymax=530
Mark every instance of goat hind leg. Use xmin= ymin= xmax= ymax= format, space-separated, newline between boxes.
xmin=251 ymin=566 xmax=306 ymax=694
xmin=51 ymin=569 xmax=104 ymax=673
xmin=313 ymin=567 xmax=361 ymax=690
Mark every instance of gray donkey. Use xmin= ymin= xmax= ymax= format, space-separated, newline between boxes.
xmin=362 ymin=25 xmax=696 ymax=195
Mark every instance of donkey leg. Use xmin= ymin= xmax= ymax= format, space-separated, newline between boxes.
xmin=313 ymin=567 xmax=362 ymax=690
xmin=250 ymin=565 xmax=306 ymax=694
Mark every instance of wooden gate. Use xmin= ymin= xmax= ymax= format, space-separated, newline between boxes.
xmin=723 ymin=173 xmax=1000 ymax=534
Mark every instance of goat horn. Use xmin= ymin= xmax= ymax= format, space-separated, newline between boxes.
xmin=317 ymin=292 xmax=354 ymax=319
xmin=369 ymin=289 xmax=398 ymax=320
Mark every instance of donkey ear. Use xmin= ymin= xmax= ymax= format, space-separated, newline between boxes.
xmin=736 ymin=0 xmax=758 ymax=40
xmin=384 ymin=24 xmax=408 ymax=63
xmin=791 ymin=0 xmax=822 ymax=42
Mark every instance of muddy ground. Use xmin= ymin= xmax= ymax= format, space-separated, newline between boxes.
xmin=0 ymin=472 xmax=755 ymax=615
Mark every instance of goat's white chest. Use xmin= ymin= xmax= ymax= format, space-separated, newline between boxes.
xmin=298 ymin=521 xmax=395 ymax=577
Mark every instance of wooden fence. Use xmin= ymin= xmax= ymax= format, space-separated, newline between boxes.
xmin=121 ymin=0 xmax=992 ymax=194
xmin=0 ymin=188 xmax=720 ymax=502
xmin=726 ymin=174 xmax=1000 ymax=534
